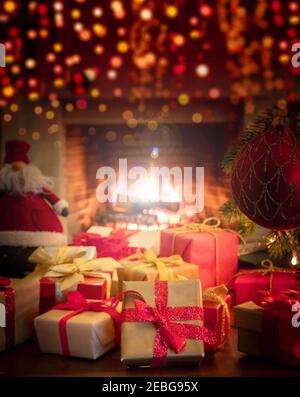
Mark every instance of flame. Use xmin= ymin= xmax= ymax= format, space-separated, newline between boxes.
xmin=291 ymin=255 xmax=298 ymax=266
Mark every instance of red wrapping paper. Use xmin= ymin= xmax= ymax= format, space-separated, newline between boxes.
xmin=77 ymin=275 xmax=111 ymax=300
xmin=72 ymin=231 xmax=141 ymax=259
xmin=160 ymin=228 xmax=238 ymax=288
xmin=203 ymin=294 xmax=231 ymax=351
xmin=229 ymin=271 xmax=298 ymax=306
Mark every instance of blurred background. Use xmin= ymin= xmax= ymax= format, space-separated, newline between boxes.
xmin=0 ymin=0 xmax=299 ymax=236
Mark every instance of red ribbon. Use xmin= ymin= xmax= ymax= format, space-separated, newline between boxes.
xmin=53 ymin=291 xmax=122 ymax=356
xmin=261 ymin=289 xmax=300 ymax=359
xmin=0 ymin=277 xmax=15 ymax=349
xmin=122 ymin=281 xmax=217 ymax=367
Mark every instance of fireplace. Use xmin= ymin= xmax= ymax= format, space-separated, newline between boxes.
xmin=65 ymin=103 xmax=242 ymax=231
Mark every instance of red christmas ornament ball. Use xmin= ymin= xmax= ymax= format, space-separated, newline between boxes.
xmin=231 ymin=126 xmax=300 ymax=230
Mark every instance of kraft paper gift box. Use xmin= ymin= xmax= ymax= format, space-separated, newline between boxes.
xmin=0 ymin=274 xmax=39 ymax=352
xmin=121 ymin=279 xmax=217 ymax=367
xmin=29 ymin=247 xmax=114 ymax=314
xmin=203 ymin=285 xmax=231 ymax=351
xmin=117 ymin=250 xmax=199 ymax=290
xmin=228 ymin=262 xmax=298 ymax=306
xmin=160 ymin=222 xmax=238 ymax=288
xmin=34 ymin=291 xmax=121 ymax=360
xmin=234 ymin=298 xmax=300 ymax=368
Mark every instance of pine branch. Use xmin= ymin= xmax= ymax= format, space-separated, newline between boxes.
xmin=220 ymin=199 xmax=256 ymax=237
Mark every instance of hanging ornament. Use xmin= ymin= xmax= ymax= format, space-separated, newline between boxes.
xmin=231 ymin=104 xmax=300 ymax=230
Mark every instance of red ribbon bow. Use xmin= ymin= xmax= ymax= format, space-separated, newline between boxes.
xmin=54 ymin=291 xmax=122 ymax=356
xmin=71 ymin=231 xmax=139 ymax=259
xmin=122 ymin=281 xmax=217 ymax=367
xmin=0 ymin=277 xmax=15 ymax=349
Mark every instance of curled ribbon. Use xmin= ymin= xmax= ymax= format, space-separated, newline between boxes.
xmin=228 ymin=259 xmax=295 ymax=292
xmin=0 ymin=277 xmax=15 ymax=349
xmin=169 ymin=217 xmax=244 ymax=286
xmin=202 ymin=284 xmax=230 ymax=346
xmin=122 ymin=280 xmax=217 ymax=367
xmin=120 ymin=250 xmax=190 ymax=281
xmin=29 ymin=247 xmax=116 ymax=297
xmin=53 ymin=291 xmax=122 ymax=356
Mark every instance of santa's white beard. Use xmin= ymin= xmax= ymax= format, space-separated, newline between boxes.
xmin=0 ymin=164 xmax=54 ymax=195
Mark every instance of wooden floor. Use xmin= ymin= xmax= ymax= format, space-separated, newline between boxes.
xmin=1 ymin=329 xmax=300 ymax=377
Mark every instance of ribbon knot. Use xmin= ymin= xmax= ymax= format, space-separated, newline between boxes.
xmin=54 ymin=291 xmax=122 ymax=356
xmin=121 ymin=250 xmax=189 ymax=281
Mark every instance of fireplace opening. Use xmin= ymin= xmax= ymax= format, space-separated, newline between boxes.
xmin=66 ymin=117 xmax=241 ymax=232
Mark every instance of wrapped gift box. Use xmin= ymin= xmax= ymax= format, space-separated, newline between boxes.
xmin=160 ymin=226 xmax=238 ymax=288
xmin=117 ymin=251 xmax=199 ymax=290
xmin=203 ymin=289 xmax=231 ymax=352
xmin=72 ymin=226 xmax=158 ymax=260
xmin=0 ymin=274 xmax=39 ymax=352
xmin=121 ymin=280 xmax=216 ymax=367
xmin=229 ymin=269 xmax=298 ymax=306
xmin=29 ymin=247 xmax=114 ymax=314
xmin=34 ymin=292 xmax=121 ymax=360
xmin=235 ymin=299 xmax=300 ymax=368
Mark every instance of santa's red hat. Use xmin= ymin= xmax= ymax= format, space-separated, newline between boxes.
xmin=4 ymin=139 xmax=31 ymax=164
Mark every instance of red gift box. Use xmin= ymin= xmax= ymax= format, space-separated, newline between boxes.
xmin=235 ymin=290 xmax=300 ymax=367
xmin=160 ymin=221 xmax=239 ymax=288
xmin=203 ymin=286 xmax=231 ymax=351
xmin=229 ymin=265 xmax=298 ymax=306
xmin=39 ymin=272 xmax=113 ymax=314
xmin=77 ymin=273 xmax=113 ymax=300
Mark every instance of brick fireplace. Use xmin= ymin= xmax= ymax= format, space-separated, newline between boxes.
xmin=65 ymin=99 xmax=243 ymax=231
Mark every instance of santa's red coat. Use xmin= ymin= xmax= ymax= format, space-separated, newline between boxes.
xmin=0 ymin=188 xmax=67 ymax=247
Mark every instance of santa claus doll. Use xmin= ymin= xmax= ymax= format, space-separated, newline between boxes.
xmin=0 ymin=139 xmax=69 ymax=276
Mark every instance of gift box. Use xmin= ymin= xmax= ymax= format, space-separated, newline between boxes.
xmin=0 ymin=274 xmax=39 ymax=352
xmin=235 ymin=292 xmax=300 ymax=368
xmin=203 ymin=285 xmax=231 ymax=351
xmin=72 ymin=227 xmax=145 ymax=260
xmin=117 ymin=250 xmax=199 ymax=290
xmin=121 ymin=279 xmax=217 ymax=367
xmin=160 ymin=219 xmax=239 ymax=288
xmin=228 ymin=260 xmax=298 ymax=306
xmin=34 ymin=291 xmax=121 ymax=360
xmin=29 ymin=247 xmax=115 ymax=314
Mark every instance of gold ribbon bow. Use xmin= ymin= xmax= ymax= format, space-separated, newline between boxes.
xmin=170 ymin=217 xmax=244 ymax=286
xmin=29 ymin=247 xmax=117 ymax=297
xmin=228 ymin=259 xmax=295 ymax=292
xmin=120 ymin=249 xmax=189 ymax=281
xmin=202 ymin=284 xmax=231 ymax=346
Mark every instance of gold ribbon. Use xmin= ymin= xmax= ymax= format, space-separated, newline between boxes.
xmin=228 ymin=259 xmax=295 ymax=292
xmin=29 ymin=247 xmax=117 ymax=298
xmin=169 ymin=217 xmax=244 ymax=286
xmin=203 ymin=284 xmax=230 ymax=346
xmin=120 ymin=250 xmax=190 ymax=281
